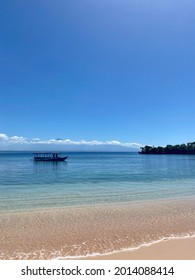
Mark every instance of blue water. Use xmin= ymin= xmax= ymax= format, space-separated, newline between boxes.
xmin=0 ymin=152 xmax=195 ymax=211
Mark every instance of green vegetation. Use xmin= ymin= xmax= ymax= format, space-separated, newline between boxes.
xmin=139 ymin=142 xmax=195 ymax=154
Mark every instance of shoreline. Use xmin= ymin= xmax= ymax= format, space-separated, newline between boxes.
xmin=74 ymin=235 xmax=195 ymax=260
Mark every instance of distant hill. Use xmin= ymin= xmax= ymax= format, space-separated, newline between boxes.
xmin=139 ymin=142 xmax=195 ymax=154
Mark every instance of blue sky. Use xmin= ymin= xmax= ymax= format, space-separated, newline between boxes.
xmin=0 ymin=0 xmax=195 ymax=151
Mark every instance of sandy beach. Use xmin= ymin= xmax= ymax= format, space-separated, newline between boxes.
xmin=79 ymin=236 xmax=195 ymax=260
xmin=0 ymin=198 xmax=195 ymax=260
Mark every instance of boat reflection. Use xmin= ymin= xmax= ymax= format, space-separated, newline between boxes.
xmin=33 ymin=160 xmax=68 ymax=173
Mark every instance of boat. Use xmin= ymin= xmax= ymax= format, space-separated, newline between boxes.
xmin=33 ymin=153 xmax=68 ymax=162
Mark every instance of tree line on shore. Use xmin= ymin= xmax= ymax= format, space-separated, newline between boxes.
xmin=139 ymin=142 xmax=195 ymax=154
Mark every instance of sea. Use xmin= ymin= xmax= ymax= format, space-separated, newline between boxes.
xmin=1 ymin=151 xmax=195 ymax=259
xmin=0 ymin=151 xmax=195 ymax=212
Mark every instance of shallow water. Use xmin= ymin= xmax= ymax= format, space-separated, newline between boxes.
xmin=0 ymin=199 xmax=195 ymax=259
xmin=0 ymin=152 xmax=195 ymax=211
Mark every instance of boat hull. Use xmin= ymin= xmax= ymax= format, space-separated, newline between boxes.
xmin=34 ymin=156 xmax=68 ymax=162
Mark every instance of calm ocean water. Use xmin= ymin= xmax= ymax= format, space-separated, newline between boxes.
xmin=0 ymin=152 xmax=195 ymax=212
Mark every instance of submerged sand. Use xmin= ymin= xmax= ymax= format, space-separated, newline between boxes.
xmin=0 ymin=198 xmax=195 ymax=260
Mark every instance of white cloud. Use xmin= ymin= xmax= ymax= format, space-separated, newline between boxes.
xmin=38 ymin=138 xmax=142 ymax=147
xmin=32 ymin=138 xmax=40 ymax=141
xmin=10 ymin=136 xmax=28 ymax=143
xmin=0 ymin=133 xmax=9 ymax=141
xmin=0 ymin=133 xmax=143 ymax=150
xmin=0 ymin=134 xmax=28 ymax=144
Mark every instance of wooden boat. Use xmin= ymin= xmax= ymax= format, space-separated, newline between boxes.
xmin=33 ymin=153 xmax=68 ymax=162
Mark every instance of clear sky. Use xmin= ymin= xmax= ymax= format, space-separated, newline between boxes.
xmin=0 ymin=0 xmax=195 ymax=151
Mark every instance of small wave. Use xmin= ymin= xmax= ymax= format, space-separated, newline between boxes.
xmin=55 ymin=232 xmax=195 ymax=260
xmin=2 ymin=232 xmax=195 ymax=260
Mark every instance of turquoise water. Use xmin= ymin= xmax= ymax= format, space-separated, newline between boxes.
xmin=0 ymin=152 xmax=195 ymax=211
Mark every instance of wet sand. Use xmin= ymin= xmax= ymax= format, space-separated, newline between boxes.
xmin=0 ymin=198 xmax=195 ymax=260
xmin=80 ymin=237 xmax=195 ymax=260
